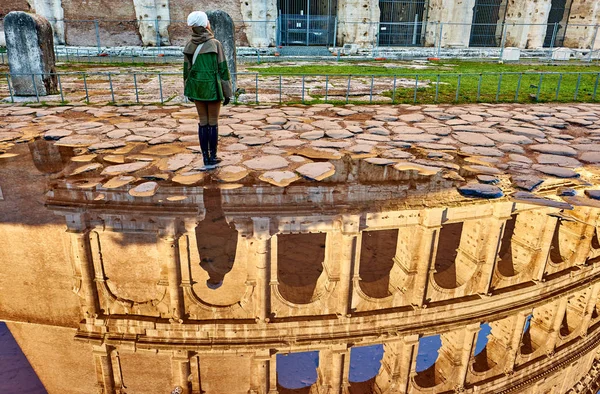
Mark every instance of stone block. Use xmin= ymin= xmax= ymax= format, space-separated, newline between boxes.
xmin=207 ymin=10 xmax=237 ymax=90
xmin=502 ymin=47 xmax=520 ymax=62
xmin=0 ymin=31 xmax=5 ymax=47
xmin=552 ymin=47 xmax=573 ymax=61
xmin=4 ymin=12 xmax=58 ymax=96
xmin=341 ymin=44 xmax=359 ymax=55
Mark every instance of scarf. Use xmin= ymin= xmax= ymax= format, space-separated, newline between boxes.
xmin=183 ymin=27 xmax=216 ymax=56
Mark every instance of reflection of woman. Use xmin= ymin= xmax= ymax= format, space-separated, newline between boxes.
xmin=183 ymin=11 xmax=233 ymax=166
xmin=196 ymin=188 xmax=238 ymax=289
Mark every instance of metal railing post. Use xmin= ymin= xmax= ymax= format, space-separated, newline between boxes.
xmin=498 ymin=24 xmax=507 ymax=62
xmin=549 ymin=22 xmax=558 ymax=60
xmin=588 ymin=25 xmax=599 ymax=63
xmin=436 ymin=22 xmax=443 ymax=58
xmin=94 ymin=20 xmax=101 ymax=52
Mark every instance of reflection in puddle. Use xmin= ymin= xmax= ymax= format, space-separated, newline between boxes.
xmin=3 ymin=136 xmax=600 ymax=394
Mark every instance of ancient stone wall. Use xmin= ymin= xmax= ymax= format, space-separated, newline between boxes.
xmin=563 ymin=0 xmax=600 ymax=49
xmin=504 ymin=0 xmax=552 ymax=48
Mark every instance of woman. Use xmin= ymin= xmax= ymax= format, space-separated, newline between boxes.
xmin=183 ymin=11 xmax=233 ymax=166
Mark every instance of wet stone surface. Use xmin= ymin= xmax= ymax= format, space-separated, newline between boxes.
xmin=1 ymin=102 xmax=600 ymax=203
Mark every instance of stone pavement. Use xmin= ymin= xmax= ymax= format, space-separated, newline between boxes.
xmin=2 ymin=102 xmax=600 ymax=206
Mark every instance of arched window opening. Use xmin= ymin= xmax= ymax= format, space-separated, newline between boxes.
xmin=277 ymin=233 xmax=326 ymax=304
xmin=359 ymin=230 xmax=398 ymax=298
xmin=349 ymin=344 xmax=384 ymax=383
xmin=277 ymin=351 xmax=319 ymax=390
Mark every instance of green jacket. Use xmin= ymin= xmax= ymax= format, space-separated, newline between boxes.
xmin=183 ymin=28 xmax=233 ymax=102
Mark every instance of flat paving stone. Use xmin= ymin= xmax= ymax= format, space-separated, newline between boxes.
xmin=296 ymin=162 xmax=336 ymax=181
xmin=459 ymin=146 xmax=505 ymax=157
xmin=300 ymin=130 xmax=325 ymax=140
xmin=512 ymin=175 xmax=544 ymax=191
xmin=326 ymin=129 xmax=354 ymax=139
xmin=533 ymin=165 xmax=579 ymax=178
xmin=399 ymin=113 xmax=425 ymax=122
xmin=458 ymin=183 xmax=504 ymax=199
xmin=530 ymin=143 xmax=577 ymax=156
xmin=259 ymin=170 xmax=300 ymax=187
xmin=536 ymin=154 xmax=581 ymax=167
xmin=453 ymin=132 xmax=495 ymax=147
xmin=243 ymin=155 xmax=289 ymax=170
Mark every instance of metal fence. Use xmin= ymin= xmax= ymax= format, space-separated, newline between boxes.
xmin=1 ymin=17 xmax=599 ymax=65
xmin=2 ymin=71 xmax=600 ymax=106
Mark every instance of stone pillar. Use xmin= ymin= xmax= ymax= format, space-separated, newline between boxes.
xmin=250 ymin=350 xmax=278 ymax=394
xmin=207 ymin=11 xmax=238 ymax=91
xmin=375 ymin=335 xmax=419 ymax=394
xmin=132 ymin=0 xmax=171 ymax=46
xmin=580 ymin=283 xmax=600 ymax=336
xmin=337 ymin=0 xmax=380 ymax=47
xmin=69 ymin=228 xmax=100 ymax=318
xmin=159 ymin=224 xmax=183 ymax=320
xmin=535 ymin=214 xmax=561 ymax=282
xmin=333 ymin=215 xmax=360 ymax=317
xmin=482 ymin=203 xmax=514 ymax=294
xmin=505 ymin=311 xmax=529 ymax=374
xmin=318 ymin=345 xmax=350 ymax=394
xmin=172 ymin=350 xmax=192 ymax=394
xmin=251 ymin=217 xmax=272 ymax=323
xmin=546 ymin=297 xmax=569 ymax=354
xmin=425 ymin=0 xmax=476 ymax=47
xmin=563 ymin=0 xmax=600 ymax=49
xmin=93 ymin=344 xmax=116 ymax=394
xmin=455 ymin=323 xmax=480 ymax=390
xmin=504 ymin=0 xmax=552 ymax=48
xmin=4 ymin=11 xmax=58 ymax=96
xmin=240 ymin=0 xmax=277 ymax=47
xmin=410 ymin=209 xmax=444 ymax=307
xmin=26 ymin=0 xmax=66 ymax=44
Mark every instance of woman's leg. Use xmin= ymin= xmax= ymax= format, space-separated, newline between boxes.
xmin=206 ymin=100 xmax=221 ymax=126
xmin=194 ymin=101 xmax=210 ymax=164
xmin=194 ymin=100 xmax=209 ymax=126
xmin=206 ymin=101 xmax=222 ymax=164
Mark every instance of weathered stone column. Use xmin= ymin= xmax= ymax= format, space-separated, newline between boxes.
xmin=240 ymin=0 xmax=277 ymax=47
xmin=337 ymin=0 xmax=380 ymax=47
xmin=159 ymin=224 xmax=183 ymax=320
xmin=318 ymin=345 xmax=350 ymax=394
xmin=172 ymin=350 xmax=192 ymax=394
xmin=68 ymin=228 xmax=100 ymax=318
xmin=563 ymin=0 xmax=600 ymax=49
xmin=93 ymin=344 xmax=116 ymax=394
xmin=375 ymin=335 xmax=419 ymax=394
xmin=425 ymin=0 xmax=477 ymax=47
xmin=207 ymin=11 xmax=238 ymax=92
xmin=132 ymin=0 xmax=171 ymax=46
xmin=26 ymin=0 xmax=66 ymax=44
xmin=4 ymin=11 xmax=58 ymax=96
xmin=504 ymin=0 xmax=552 ymax=48
xmin=251 ymin=217 xmax=272 ymax=322
xmin=250 ymin=349 xmax=278 ymax=394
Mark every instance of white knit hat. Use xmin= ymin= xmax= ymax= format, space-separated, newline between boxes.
xmin=187 ymin=11 xmax=208 ymax=27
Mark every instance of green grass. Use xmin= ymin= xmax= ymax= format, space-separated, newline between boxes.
xmin=248 ymin=60 xmax=600 ymax=104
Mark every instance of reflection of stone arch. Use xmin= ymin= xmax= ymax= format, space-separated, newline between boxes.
xmin=88 ymin=230 xmax=169 ymax=316
xmin=431 ymin=221 xmax=478 ymax=290
xmin=358 ymin=229 xmax=398 ymax=299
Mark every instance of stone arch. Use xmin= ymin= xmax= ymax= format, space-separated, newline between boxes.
xmin=413 ymin=335 xmax=443 ymax=389
xmin=276 ymin=233 xmax=327 ymax=304
xmin=471 ymin=323 xmax=493 ymax=372
xmin=432 ymin=221 xmax=478 ymax=290
xmin=358 ymin=229 xmax=398 ymax=298
xmin=349 ymin=344 xmax=384 ymax=383
xmin=276 ymin=351 xmax=319 ymax=391
xmin=560 ymin=292 xmax=587 ymax=339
